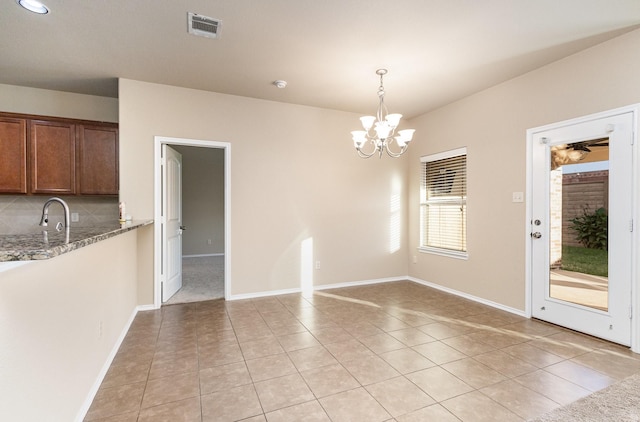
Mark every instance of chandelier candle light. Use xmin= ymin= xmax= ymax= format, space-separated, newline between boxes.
xmin=351 ymin=69 xmax=415 ymax=158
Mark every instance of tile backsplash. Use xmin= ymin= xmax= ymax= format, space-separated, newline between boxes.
xmin=0 ymin=195 xmax=119 ymax=234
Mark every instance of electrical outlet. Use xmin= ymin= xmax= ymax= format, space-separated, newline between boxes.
xmin=315 ymin=261 xmax=321 ymax=270
xmin=71 ymin=212 xmax=79 ymax=222
xmin=512 ymin=192 xmax=524 ymax=203
xmin=412 ymin=255 xmax=417 ymax=264
xmin=207 ymin=239 xmax=212 ymax=245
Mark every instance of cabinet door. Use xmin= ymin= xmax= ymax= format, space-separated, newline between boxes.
xmin=0 ymin=117 xmax=27 ymax=193
xmin=77 ymin=125 xmax=119 ymax=195
xmin=29 ymin=120 xmax=76 ymax=194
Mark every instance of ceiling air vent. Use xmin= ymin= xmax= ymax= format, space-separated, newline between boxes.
xmin=188 ymin=12 xmax=221 ymax=39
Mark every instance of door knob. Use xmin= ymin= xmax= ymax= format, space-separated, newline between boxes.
xmin=180 ymin=225 xmax=186 ymax=230
xmin=531 ymin=232 xmax=542 ymax=239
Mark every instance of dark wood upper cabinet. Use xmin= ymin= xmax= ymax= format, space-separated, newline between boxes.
xmin=0 ymin=117 xmax=27 ymax=193
xmin=0 ymin=113 xmax=118 ymax=196
xmin=77 ymin=125 xmax=119 ymax=195
xmin=29 ymin=120 xmax=77 ymax=195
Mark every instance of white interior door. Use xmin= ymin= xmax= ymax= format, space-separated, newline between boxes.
xmin=530 ymin=111 xmax=634 ymax=345
xmin=162 ymin=145 xmax=183 ymax=302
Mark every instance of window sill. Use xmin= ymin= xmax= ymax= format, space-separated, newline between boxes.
xmin=418 ymin=247 xmax=468 ymax=260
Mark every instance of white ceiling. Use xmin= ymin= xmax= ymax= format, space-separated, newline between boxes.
xmin=1 ymin=0 xmax=639 ymax=118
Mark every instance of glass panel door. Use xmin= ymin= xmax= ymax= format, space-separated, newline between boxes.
xmin=548 ymin=138 xmax=609 ymax=311
xmin=530 ymin=110 xmax=633 ymax=346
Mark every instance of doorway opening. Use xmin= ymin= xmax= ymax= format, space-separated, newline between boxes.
xmin=153 ymin=136 xmax=231 ymax=308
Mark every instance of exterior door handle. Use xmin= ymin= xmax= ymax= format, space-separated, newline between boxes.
xmin=531 ymin=232 xmax=542 ymax=239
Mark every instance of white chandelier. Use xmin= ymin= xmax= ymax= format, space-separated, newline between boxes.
xmin=351 ymin=69 xmax=415 ymax=158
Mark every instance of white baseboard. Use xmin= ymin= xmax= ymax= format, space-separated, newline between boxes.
xmin=228 ymin=276 xmax=404 ymax=301
xmin=314 ymin=276 xmax=407 ymax=291
xmin=182 ymin=253 xmax=224 ymax=258
xmin=137 ymin=304 xmax=159 ymax=311
xmin=408 ymin=276 xmax=526 ymax=317
xmin=228 ymin=287 xmax=302 ymax=301
xmin=75 ymin=305 xmax=142 ymax=422
xmin=227 ymin=276 xmax=525 ymax=320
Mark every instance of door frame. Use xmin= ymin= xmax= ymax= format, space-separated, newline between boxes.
xmin=153 ymin=136 xmax=231 ymax=307
xmin=525 ymin=104 xmax=640 ymax=353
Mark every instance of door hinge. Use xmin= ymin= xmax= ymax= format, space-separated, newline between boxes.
xmin=630 ymin=219 xmax=634 ymax=232
xmin=630 ymin=304 xmax=633 ymax=319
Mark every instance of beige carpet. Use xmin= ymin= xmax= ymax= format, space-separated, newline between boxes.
xmin=531 ymin=372 xmax=640 ymax=421
xmin=164 ymin=255 xmax=224 ymax=305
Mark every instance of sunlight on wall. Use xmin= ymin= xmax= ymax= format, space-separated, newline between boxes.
xmin=300 ymin=237 xmax=314 ymax=294
xmin=389 ymin=176 xmax=402 ymax=253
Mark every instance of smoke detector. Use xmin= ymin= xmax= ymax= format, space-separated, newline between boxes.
xmin=188 ymin=12 xmax=221 ymax=39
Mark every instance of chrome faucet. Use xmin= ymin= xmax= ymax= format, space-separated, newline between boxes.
xmin=39 ymin=197 xmax=71 ymax=231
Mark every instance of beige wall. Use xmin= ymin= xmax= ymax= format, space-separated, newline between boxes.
xmin=172 ymin=145 xmax=225 ymax=255
xmin=0 ymin=228 xmax=144 ymax=421
xmin=119 ymin=80 xmax=409 ymax=299
xmin=0 ymin=83 xmax=118 ymax=122
xmin=408 ymin=28 xmax=640 ymax=311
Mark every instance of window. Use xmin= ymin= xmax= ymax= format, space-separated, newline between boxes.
xmin=420 ymin=147 xmax=467 ymax=258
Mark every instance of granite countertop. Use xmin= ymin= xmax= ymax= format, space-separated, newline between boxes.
xmin=0 ymin=220 xmax=153 ymax=262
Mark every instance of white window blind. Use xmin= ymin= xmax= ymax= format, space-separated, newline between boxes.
xmin=420 ymin=148 xmax=467 ymax=257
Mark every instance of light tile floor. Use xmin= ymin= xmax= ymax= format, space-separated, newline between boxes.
xmin=84 ymin=281 xmax=640 ymax=421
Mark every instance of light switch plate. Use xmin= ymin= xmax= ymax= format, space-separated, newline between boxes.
xmin=512 ymin=192 xmax=524 ymax=203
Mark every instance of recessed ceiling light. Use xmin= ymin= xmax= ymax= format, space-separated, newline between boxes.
xmin=17 ymin=0 xmax=49 ymax=14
